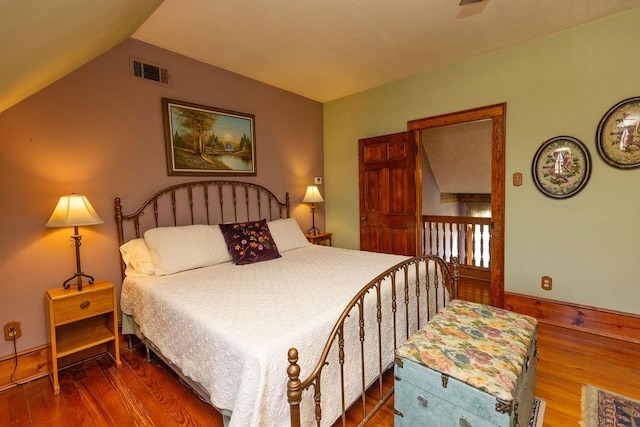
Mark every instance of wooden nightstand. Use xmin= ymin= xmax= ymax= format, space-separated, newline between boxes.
xmin=45 ymin=280 xmax=121 ymax=394
xmin=305 ymin=231 xmax=332 ymax=246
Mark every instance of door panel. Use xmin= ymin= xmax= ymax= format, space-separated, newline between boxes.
xmin=359 ymin=132 xmax=416 ymax=256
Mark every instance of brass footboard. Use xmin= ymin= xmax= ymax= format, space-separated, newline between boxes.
xmin=287 ymin=255 xmax=459 ymax=427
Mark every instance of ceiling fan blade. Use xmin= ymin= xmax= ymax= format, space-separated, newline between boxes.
xmin=459 ymin=0 xmax=483 ymax=5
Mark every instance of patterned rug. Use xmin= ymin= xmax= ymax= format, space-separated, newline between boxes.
xmin=530 ymin=397 xmax=546 ymax=427
xmin=581 ymin=385 xmax=640 ymax=427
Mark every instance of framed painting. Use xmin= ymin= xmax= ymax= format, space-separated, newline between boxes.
xmin=532 ymin=136 xmax=591 ymax=199
xmin=162 ymin=98 xmax=256 ymax=176
xmin=596 ymin=96 xmax=640 ymax=169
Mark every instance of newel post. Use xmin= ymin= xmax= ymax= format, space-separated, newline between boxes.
xmin=287 ymin=348 xmax=302 ymax=427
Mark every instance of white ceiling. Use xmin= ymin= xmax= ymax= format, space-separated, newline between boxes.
xmin=2 ymin=0 xmax=640 ymax=113
xmin=133 ymin=0 xmax=640 ymax=102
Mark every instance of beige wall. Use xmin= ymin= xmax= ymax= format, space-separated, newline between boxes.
xmin=0 ymin=39 xmax=324 ymax=357
xmin=324 ymin=9 xmax=640 ymax=314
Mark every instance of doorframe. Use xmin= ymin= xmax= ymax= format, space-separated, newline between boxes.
xmin=408 ymin=103 xmax=506 ymax=307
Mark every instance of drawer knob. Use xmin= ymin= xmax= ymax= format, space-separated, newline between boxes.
xmin=80 ymin=300 xmax=91 ymax=309
xmin=417 ymin=395 xmax=428 ymax=407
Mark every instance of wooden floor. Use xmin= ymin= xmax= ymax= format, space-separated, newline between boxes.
xmin=1 ymin=323 xmax=638 ymax=426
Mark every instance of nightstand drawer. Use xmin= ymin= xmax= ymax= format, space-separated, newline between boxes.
xmin=53 ymin=290 xmax=113 ymax=325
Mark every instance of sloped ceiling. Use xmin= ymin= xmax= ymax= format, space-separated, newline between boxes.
xmin=422 ymin=120 xmax=493 ymax=194
xmin=0 ymin=0 xmax=163 ymax=113
xmin=132 ymin=0 xmax=640 ymax=102
xmin=2 ymin=0 xmax=640 ymax=114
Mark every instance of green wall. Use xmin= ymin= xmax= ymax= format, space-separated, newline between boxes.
xmin=323 ymin=9 xmax=640 ymax=314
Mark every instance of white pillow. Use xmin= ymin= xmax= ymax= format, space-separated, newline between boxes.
xmin=267 ymin=218 xmax=311 ymax=252
xmin=119 ymin=238 xmax=155 ymax=278
xmin=143 ymin=224 xmax=232 ymax=275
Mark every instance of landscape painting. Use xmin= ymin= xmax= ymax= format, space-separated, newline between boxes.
xmin=162 ymin=98 xmax=256 ymax=176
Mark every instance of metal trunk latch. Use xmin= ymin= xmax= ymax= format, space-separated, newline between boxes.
xmin=441 ymin=373 xmax=449 ymax=388
xmin=417 ymin=395 xmax=428 ymax=407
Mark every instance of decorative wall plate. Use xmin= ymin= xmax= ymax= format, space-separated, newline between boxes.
xmin=532 ymin=136 xmax=591 ymax=199
xmin=596 ymin=96 xmax=640 ymax=169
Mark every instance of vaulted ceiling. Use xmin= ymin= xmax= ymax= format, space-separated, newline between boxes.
xmin=2 ymin=0 xmax=640 ymax=114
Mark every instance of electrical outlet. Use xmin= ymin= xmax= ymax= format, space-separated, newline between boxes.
xmin=3 ymin=321 xmax=22 ymax=340
xmin=541 ymin=276 xmax=552 ymax=291
xmin=314 ymin=176 xmax=322 ymax=185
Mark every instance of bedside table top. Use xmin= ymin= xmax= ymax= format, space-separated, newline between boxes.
xmin=304 ymin=231 xmax=332 ymax=239
xmin=46 ymin=280 xmax=113 ymax=301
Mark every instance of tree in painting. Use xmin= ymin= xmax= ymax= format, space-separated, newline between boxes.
xmin=174 ymin=107 xmax=218 ymax=155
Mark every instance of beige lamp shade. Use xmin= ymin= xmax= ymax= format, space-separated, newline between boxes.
xmin=46 ymin=194 xmax=104 ymax=227
xmin=302 ymin=185 xmax=324 ymax=203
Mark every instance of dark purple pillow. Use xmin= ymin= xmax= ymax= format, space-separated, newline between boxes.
xmin=219 ymin=219 xmax=281 ymax=265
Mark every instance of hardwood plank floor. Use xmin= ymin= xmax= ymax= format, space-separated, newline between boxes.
xmin=1 ymin=322 xmax=638 ymax=426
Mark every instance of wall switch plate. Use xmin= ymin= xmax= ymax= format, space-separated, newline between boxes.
xmin=314 ymin=176 xmax=322 ymax=185
xmin=541 ymin=276 xmax=552 ymax=290
xmin=513 ymin=172 xmax=523 ymax=186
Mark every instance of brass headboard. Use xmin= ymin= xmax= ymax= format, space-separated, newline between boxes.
xmin=115 ymin=180 xmax=290 ymax=278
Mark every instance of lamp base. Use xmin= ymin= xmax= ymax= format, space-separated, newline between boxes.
xmin=63 ymin=273 xmax=95 ymax=291
xmin=307 ymin=226 xmax=321 ymax=235
xmin=62 ymin=230 xmax=95 ymax=291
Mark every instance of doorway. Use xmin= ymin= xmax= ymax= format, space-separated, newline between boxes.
xmin=408 ymin=103 xmax=505 ymax=307
xmin=359 ymin=104 xmax=505 ymax=307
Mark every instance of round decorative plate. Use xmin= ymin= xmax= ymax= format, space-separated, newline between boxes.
xmin=596 ymin=96 xmax=640 ymax=169
xmin=532 ymin=136 xmax=591 ymax=199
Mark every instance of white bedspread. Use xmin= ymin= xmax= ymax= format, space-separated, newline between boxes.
xmin=121 ymin=245 xmax=409 ymax=426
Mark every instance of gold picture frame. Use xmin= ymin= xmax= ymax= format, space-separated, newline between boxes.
xmin=162 ymin=98 xmax=256 ymax=176
xmin=596 ymin=96 xmax=640 ymax=169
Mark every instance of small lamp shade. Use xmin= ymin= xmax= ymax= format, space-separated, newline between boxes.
xmin=302 ymin=186 xmax=324 ymax=204
xmin=46 ymin=194 xmax=103 ymax=290
xmin=302 ymin=185 xmax=323 ymax=235
xmin=46 ymin=194 xmax=104 ymax=228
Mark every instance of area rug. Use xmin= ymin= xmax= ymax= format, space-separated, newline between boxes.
xmin=530 ymin=397 xmax=546 ymax=427
xmin=581 ymin=384 xmax=640 ymax=427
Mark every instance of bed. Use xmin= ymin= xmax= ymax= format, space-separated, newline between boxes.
xmin=115 ymin=180 xmax=458 ymax=426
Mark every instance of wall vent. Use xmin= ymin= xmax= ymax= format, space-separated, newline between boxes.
xmin=130 ymin=57 xmax=170 ymax=86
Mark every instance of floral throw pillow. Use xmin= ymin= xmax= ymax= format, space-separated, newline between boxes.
xmin=219 ymin=219 xmax=281 ymax=265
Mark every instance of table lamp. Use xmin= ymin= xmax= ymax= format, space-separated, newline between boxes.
xmin=46 ymin=194 xmax=104 ymax=290
xmin=302 ymin=185 xmax=324 ymax=235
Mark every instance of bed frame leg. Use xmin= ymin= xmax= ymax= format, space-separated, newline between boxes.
xmin=145 ymin=344 xmax=151 ymax=362
xmin=287 ymin=348 xmax=302 ymax=427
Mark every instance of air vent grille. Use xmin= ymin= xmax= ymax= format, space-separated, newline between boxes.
xmin=130 ymin=57 xmax=170 ymax=86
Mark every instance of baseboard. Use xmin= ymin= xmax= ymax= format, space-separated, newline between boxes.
xmin=504 ymin=292 xmax=640 ymax=344
xmin=0 ymin=345 xmax=49 ymax=392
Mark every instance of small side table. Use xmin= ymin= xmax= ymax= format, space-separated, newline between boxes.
xmin=46 ymin=280 xmax=121 ymax=394
xmin=305 ymin=231 xmax=332 ymax=246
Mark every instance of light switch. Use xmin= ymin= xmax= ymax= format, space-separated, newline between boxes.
xmin=513 ymin=172 xmax=523 ymax=186
xmin=314 ymin=176 xmax=322 ymax=185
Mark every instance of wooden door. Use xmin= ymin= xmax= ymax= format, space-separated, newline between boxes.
xmin=358 ymin=132 xmax=417 ymax=256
